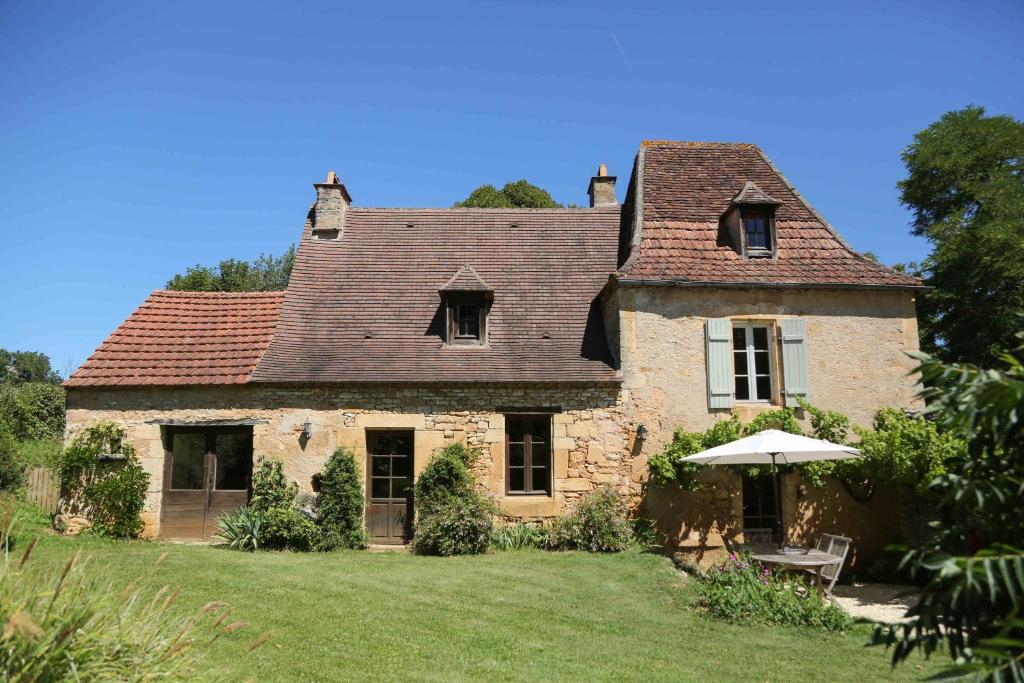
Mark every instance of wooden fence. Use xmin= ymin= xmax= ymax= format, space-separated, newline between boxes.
xmin=25 ymin=467 xmax=59 ymax=513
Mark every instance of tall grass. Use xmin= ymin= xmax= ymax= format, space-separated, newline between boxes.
xmin=0 ymin=506 xmax=267 ymax=681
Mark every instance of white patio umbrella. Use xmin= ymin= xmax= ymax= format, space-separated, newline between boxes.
xmin=680 ymin=429 xmax=861 ymax=550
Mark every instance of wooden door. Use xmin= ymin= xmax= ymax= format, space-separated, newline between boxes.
xmin=365 ymin=430 xmax=413 ymax=544
xmin=161 ymin=427 xmax=253 ymax=539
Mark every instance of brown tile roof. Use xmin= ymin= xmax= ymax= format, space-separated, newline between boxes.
xmin=619 ymin=141 xmax=922 ymax=288
xmin=251 ymin=207 xmax=622 ymax=384
xmin=65 ymin=290 xmax=284 ymax=387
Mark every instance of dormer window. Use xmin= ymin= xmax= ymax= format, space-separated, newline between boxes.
xmin=742 ymin=210 xmax=771 ymax=253
xmin=449 ymin=295 xmax=486 ymax=344
xmin=439 ymin=265 xmax=493 ymax=347
xmin=728 ymin=181 xmax=781 ymax=259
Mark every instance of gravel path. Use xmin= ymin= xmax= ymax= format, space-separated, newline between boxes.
xmin=832 ymin=583 xmax=918 ymax=623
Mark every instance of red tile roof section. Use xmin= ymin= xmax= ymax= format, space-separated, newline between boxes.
xmin=65 ymin=290 xmax=284 ymax=387
xmin=619 ymin=141 xmax=922 ymax=288
xmin=251 ymin=207 xmax=622 ymax=384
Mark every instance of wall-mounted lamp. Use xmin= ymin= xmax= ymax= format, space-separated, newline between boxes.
xmin=302 ymin=417 xmax=313 ymax=440
xmin=636 ymin=424 xmax=648 ymax=441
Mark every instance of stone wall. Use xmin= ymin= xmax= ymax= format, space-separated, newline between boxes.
xmin=65 ymin=383 xmax=635 ymax=536
xmin=616 ymin=285 xmax=921 ymax=564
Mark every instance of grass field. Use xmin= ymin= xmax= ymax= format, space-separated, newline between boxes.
xmin=10 ymin=504 xmax=938 ymax=682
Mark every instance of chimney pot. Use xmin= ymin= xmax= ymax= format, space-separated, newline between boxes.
xmin=587 ymin=164 xmax=618 ymax=208
xmin=312 ymin=170 xmax=351 ymax=238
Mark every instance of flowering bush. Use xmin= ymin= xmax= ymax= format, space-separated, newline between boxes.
xmin=696 ymin=552 xmax=851 ymax=632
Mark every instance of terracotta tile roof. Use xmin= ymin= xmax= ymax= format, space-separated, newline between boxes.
xmin=440 ymin=264 xmax=493 ymax=292
xmin=65 ymin=290 xmax=284 ymax=387
xmin=619 ymin=141 xmax=923 ymax=289
xmin=251 ymin=207 xmax=622 ymax=384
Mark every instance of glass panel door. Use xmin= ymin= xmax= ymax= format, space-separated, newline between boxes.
xmin=170 ymin=432 xmax=207 ymax=490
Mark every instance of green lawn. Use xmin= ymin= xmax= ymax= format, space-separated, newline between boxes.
xmin=12 ymin=506 xmax=938 ymax=682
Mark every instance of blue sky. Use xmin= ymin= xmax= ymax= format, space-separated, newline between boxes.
xmin=1 ymin=1 xmax=1022 ymax=374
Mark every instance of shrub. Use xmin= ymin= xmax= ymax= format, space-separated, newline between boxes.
xmin=0 ymin=517 xmax=261 ymax=680
xmin=413 ymin=495 xmax=495 ymax=556
xmin=630 ymin=516 xmax=660 ymax=551
xmin=0 ymin=435 xmax=24 ymax=494
xmin=490 ymin=521 xmax=548 ymax=551
xmin=314 ymin=447 xmax=368 ymax=550
xmin=58 ymin=423 xmax=149 ymax=538
xmin=414 ymin=442 xmax=475 ymax=510
xmin=260 ymin=506 xmax=320 ymax=552
xmin=413 ymin=443 xmax=494 ymax=556
xmin=215 ymin=506 xmax=262 ymax=551
xmin=0 ymin=382 xmax=65 ymax=442
xmin=696 ymin=552 xmax=851 ymax=632
xmin=249 ymin=457 xmax=298 ymax=513
xmin=548 ymin=486 xmax=633 ymax=553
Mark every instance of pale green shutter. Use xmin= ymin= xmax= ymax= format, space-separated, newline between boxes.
xmin=706 ymin=318 xmax=734 ymax=409
xmin=781 ymin=319 xmax=809 ymax=406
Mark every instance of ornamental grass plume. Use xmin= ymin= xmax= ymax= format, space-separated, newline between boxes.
xmin=0 ymin=505 xmax=270 ymax=681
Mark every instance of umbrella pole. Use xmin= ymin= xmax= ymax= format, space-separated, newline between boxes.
xmin=771 ymin=452 xmax=785 ymax=551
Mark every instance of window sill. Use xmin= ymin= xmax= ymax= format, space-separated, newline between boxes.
xmin=498 ymin=496 xmax=559 ymax=518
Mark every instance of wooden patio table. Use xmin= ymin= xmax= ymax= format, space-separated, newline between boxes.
xmin=746 ymin=544 xmax=842 ymax=597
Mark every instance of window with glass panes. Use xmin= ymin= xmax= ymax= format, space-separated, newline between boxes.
xmin=743 ymin=211 xmax=771 ymax=251
xmin=505 ymin=415 xmax=552 ymax=495
xmin=732 ymin=324 xmax=773 ymax=401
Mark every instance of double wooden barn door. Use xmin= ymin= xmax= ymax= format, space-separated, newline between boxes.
xmin=161 ymin=427 xmax=253 ymax=539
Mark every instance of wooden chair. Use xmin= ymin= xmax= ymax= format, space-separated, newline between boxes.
xmin=811 ymin=533 xmax=852 ymax=596
xmin=742 ymin=528 xmax=775 ymax=546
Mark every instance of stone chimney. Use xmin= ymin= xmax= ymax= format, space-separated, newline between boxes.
xmin=587 ymin=164 xmax=617 ymax=208
xmin=311 ymin=170 xmax=351 ymax=238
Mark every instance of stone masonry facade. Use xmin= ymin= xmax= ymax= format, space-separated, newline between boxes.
xmin=65 ymin=383 xmax=638 ymax=536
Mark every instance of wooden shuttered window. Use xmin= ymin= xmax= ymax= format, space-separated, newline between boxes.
xmin=780 ymin=319 xmax=809 ymax=406
xmin=706 ymin=318 xmax=734 ymax=409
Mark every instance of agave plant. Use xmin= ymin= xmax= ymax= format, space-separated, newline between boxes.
xmin=215 ymin=506 xmax=262 ymax=551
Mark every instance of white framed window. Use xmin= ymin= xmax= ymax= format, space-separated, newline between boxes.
xmin=732 ymin=324 xmax=773 ymax=401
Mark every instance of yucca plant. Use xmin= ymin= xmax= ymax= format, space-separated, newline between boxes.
xmin=215 ymin=506 xmax=262 ymax=551
xmin=0 ymin=508 xmax=269 ymax=681
xmin=874 ymin=338 xmax=1024 ymax=680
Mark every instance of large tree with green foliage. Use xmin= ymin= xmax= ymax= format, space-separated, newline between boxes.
xmin=0 ymin=349 xmax=61 ymax=385
xmin=899 ymin=105 xmax=1024 ymax=366
xmin=454 ymin=180 xmax=562 ymax=208
xmin=166 ymin=245 xmax=296 ymax=292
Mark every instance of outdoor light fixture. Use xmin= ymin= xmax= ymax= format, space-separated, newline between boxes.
xmin=636 ymin=424 xmax=648 ymax=441
xmin=302 ymin=418 xmax=313 ymax=440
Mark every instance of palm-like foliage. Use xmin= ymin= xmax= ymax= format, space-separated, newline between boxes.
xmin=874 ymin=338 xmax=1024 ymax=680
xmin=215 ymin=506 xmax=261 ymax=551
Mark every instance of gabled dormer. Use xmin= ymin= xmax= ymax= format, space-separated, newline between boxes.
xmin=439 ymin=265 xmax=493 ymax=346
xmin=723 ymin=181 xmax=781 ymax=259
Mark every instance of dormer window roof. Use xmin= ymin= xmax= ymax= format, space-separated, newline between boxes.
xmin=439 ymin=265 xmax=492 ymax=347
xmin=439 ymin=264 xmax=493 ymax=294
xmin=731 ymin=181 xmax=781 ymax=207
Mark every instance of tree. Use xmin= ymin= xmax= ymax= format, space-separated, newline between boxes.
xmin=875 ymin=337 xmax=1024 ymax=679
xmin=0 ymin=349 xmax=61 ymax=385
xmin=454 ymin=180 xmax=562 ymax=208
xmin=898 ymin=105 xmax=1024 ymax=366
xmin=166 ymin=245 xmax=295 ymax=292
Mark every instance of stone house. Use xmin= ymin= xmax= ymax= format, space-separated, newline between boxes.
xmin=65 ymin=141 xmax=922 ymax=559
